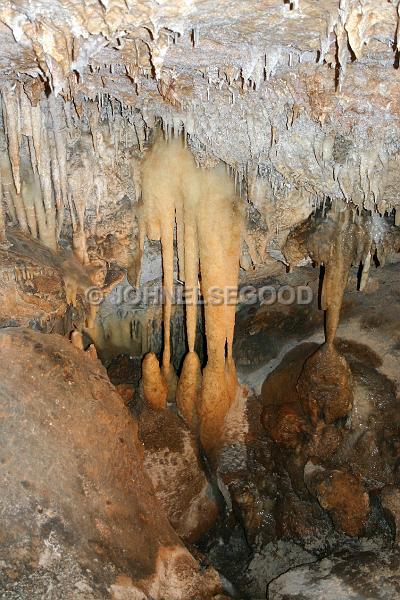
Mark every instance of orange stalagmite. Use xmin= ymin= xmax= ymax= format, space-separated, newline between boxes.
xmin=176 ymin=350 xmax=202 ymax=431
xmin=142 ymin=352 xmax=168 ymax=410
xmin=137 ymin=133 xmax=243 ymax=453
xmin=196 ymin=163 xmax=243 ymax=453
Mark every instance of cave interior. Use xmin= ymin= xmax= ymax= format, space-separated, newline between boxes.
xmin=1 ymin=1 xmax=400 ymax=599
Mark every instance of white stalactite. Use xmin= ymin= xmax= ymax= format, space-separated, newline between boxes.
xmin=1 ymin=85 xmax=21 ymax=194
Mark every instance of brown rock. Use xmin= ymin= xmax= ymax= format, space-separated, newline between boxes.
xmin=351 ymin=430 xmax=393 ymax=489
xmin=313 ymin=470 xmax=370 ymax=537
xmin=304 ymin=423 xmax=343 ymax=463
xmin=297 ymin=344 xmax=353 ymax=425
xmin=138 ymin=405 xmax=219 ymax=543
xmin=0 ymin=328 xmax=223 ymax=599
xmin=116 ymin=383 xmax=135 ymax=405
xmin=262 ymin=402 xmax=307 ymax=450
xmin=261 ymin=342 xmax=321 ymax=450
xmin=278 ymin=493 xmax=332 ymax=548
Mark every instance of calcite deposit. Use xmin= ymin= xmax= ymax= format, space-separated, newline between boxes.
xmin=1 ymin=1 xmax=400 ymax=598
xmin=1 ymin=1 xmax=400 ymax=268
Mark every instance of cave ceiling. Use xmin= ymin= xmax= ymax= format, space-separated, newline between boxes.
xmin=0 ymin=1 xmax=400 ymax=218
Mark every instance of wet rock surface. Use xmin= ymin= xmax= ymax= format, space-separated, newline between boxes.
xmin=297 ymin=343 xmax=354 ymax=426
xmin=0 ymin=2 xmax=400 ymax=597
xmin=307 ymin=468 xmax=370 ymax=537
xmin=196 ymin=262 xmax=400 ymax=598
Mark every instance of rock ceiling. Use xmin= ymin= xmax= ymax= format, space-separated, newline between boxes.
xmin=1 ymin=1 xmax=400 ymax=216
xmin=0 ymin=0 xmax=400 ymax=313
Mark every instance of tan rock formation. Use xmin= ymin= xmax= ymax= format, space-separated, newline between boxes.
xmin=0 ymin=327 xmax=223 ymax=599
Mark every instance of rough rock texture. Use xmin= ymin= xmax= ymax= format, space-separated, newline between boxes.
xmin=1 ymin=3 xmax=399 ymax=457
xmin=199 ymin=261 xmax=400 ymax=598
xmin=1 ymin=1 xmax=400 ymax=597
xmin=1 ymin=1 xmax=400 ymax=281
xmin=138 ymin=405 xmax=219 ymax=543
xmin=381 ymin=486 xmax=400 ymax=545
xmin=306 ymin=468 xmax=370 ymax=537
xmin=115 ymin=382 xmax=135 ymax=405
xmin=297 ymin=343 xmax=354 ymax=426
xmin=0 ymin=229 xmax=88 ymax=330
xmin=0 ymin=327 xmax=223 ymax=599
xmin=268 ymin=549 xmax=400 ymax=600
xmin=0 ymin=229 xmax=123 ymax=333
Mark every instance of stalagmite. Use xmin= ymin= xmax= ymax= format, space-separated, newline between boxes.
xmin=142 ymin=352 xmax=168 ymax=410
xmin=196 ymin=164 xmax=243 ymax=453
xmin=71 ymin=330 xmax=85 ymax=350
xmin=64 ymin=274 xmax=78 ymax=307
xmin=359 ymin=251 xmax=371 ymax=292
xmin=71 ymin=330 xmax=98 ymax=361
xmin=287 ymin=203 xmax=400 ymax=432
xmin=286 ymin=204 xmax=359 ymax=427
xmin=86 ymin=344 xmax=98 ymax=360
xmin=176 ymin=351 xmax=202 ymax=430
xmin=139 ymin=133 xmax=178 ymax=398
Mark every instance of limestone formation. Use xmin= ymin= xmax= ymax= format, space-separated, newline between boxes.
xmin=0 ymin=327 xmax=223 ymax=599
xmin=142 ymin=351 xmax=168 ymax=410
xmin=0 ymin=1 xmax=400 ymax=598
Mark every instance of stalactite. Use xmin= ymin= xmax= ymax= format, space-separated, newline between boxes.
xmin=68 ymin=151 xmax=92 ymax=265
xmin=159 ymin=186 xmax=176 ymax=396
xmin=64 ymin=273 xmax=78 ymax=307
xmin=22 ymin=84 xmax=39 ymax=153
xmin=20 ymin=169 xmax=39 ymax=240
xmin=196 ymin=165 xmax=243 ymax=452
xmin=321 ymin=208 xmax=354 ymax=344
xmin=1 ymin=85 xmax=21 ymax=194
xmin=285 ymin=201 xmax=384 ymax=346
xmin=49 ymin=135 xmax=63 ymax=238
xmin=138 ymin=134 xmax=243 ymax=452
xmin=49 ymin=95 xmax=68 ymax=234
xmin=25 ymin=98 xmax=58 ymax=251
xmin=0 ymin=99 xmax=28 ymax=234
